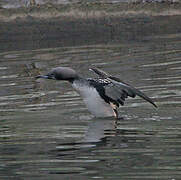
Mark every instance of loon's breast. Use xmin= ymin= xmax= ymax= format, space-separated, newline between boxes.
xmin=72 ymin=80 xmax=115 ymax=117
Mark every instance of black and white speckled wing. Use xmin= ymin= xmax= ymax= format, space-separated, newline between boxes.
xmin=87 ymin=78 xmax=119 ymax=106
xmin=89 ymin=67 xmax=157 ymax=108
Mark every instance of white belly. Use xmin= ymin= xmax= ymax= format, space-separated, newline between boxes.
xmin=72 ymin=82 xmax=114 ymax=117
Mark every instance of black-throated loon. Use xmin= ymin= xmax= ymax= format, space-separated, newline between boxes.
xmin=36 ymin=67 xmax=157 ymax=118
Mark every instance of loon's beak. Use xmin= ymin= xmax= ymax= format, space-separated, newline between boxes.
xmin=36 ymin=74 xmax=56 ymax=80
xmin=36 ymin=75 xmax=49 ymax=79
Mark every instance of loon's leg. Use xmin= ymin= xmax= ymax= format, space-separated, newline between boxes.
xmin=110 ymin=102 xmax=118 ymax=119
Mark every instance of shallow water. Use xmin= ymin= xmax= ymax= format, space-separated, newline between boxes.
xmin=1 ymin=33 xmax=181 ymax=180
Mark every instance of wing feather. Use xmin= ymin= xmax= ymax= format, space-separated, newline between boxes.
xmin=89 ymin=67 xmax=157 ymax=108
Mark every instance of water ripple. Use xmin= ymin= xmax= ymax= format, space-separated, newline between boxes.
xmin=1 ymin=39 xmax=181 ymax=180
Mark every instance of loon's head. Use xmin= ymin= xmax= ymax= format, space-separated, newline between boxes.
xmin=36 ymin=67 xmax=79 ymax=82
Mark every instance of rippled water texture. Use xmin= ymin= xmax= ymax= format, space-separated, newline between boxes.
xmin=1 ymin=31 xmax=181 ymax=179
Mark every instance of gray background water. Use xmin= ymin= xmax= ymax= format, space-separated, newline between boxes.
xmin=1 ymin=13 xmax=181 ymax=179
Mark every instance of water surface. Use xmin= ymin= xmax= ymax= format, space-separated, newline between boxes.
xmin=1 ymin=34 xmax=181 ymax=179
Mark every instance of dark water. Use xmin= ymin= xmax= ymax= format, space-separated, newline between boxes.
xmin=1 ymin=30 xmax=181 ymax=179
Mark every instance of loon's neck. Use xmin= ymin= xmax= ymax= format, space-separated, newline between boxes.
xmin=68 ymin=75 xmax=84 ymax=84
